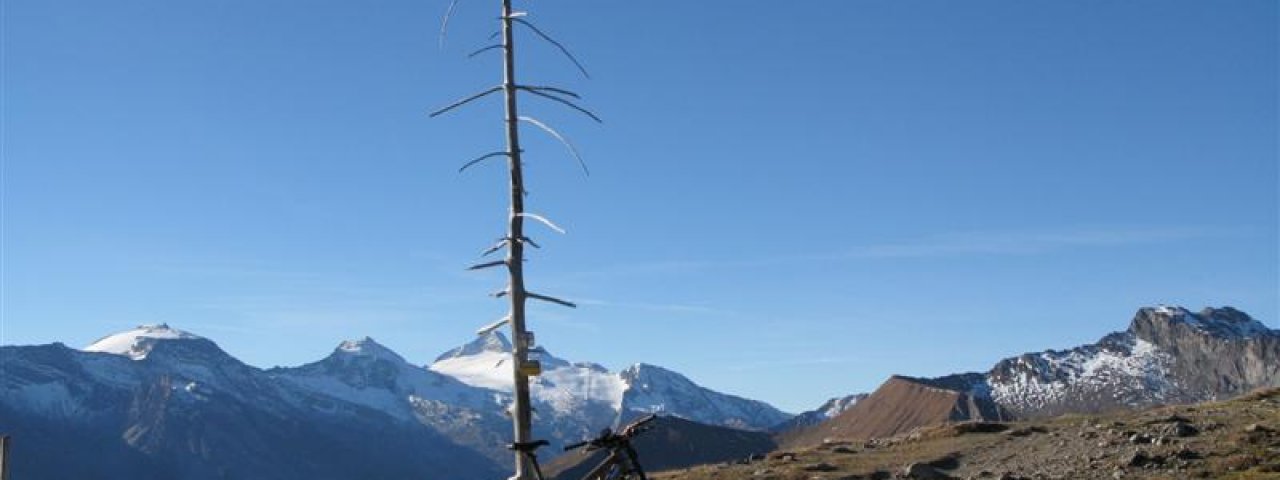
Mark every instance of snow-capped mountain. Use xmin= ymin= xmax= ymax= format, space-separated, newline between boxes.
xmin=0 ymin=324 xmax=792 ymax=477
xmin=268 ymin=336 xmax=516 ymax=462
xmin=83 ymin=323 xmax=204 ymax=360
xmin=0 ymin=325 xmax=501 ymax=480
xmin=770 ymin=392 xmax=869 ymax=432
xmin=429 ymin=332 xmax=792 ymax=433
xmin=790 ymin=305 xmax=1278 ymax=435
xmin=987 ymin=305 xmax=1279 ymax=417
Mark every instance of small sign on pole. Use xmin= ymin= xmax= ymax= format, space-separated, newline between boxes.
xmin=0 ymin=435 xmax=10 ymax=480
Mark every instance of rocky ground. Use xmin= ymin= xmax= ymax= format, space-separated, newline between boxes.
xmin=653 ymin=388 xmax=1280 ymax=480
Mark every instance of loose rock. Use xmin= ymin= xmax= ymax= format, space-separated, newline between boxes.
xmin=903 ymin=462 xmax=953 ymax=479
xmin=802 ymin=462 xmax=838 ymax=472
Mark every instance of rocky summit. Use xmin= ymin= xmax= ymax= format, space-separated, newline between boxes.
xmin=782 ymin=306 xmax=1278 ymax=445
xmin=986 ymin=305 xmax=1278 ymax=418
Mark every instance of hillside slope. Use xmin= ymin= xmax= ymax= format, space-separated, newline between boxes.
xmin=781 ymin=306 xmax=1278 ymax=445
xmin=658 ymin=388 xmax=1280 ymax=480
xmin=783 ymin=375 xmax=1006 ymax=447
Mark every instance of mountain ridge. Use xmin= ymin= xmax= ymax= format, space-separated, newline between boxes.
xmin=1 ymin=324 xmax=792 ymax=476
xmin=783 ymin=305 xmax=1279 ymax=445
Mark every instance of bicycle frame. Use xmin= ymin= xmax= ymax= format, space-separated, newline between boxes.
xmin=580 ymin=444 xmax=646 ymax=480
xmin=519 ymin=414 xmax=655 ymax=480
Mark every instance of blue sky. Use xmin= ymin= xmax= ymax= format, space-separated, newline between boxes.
xmin=3 ymin=0 xmax=1276 ymax=413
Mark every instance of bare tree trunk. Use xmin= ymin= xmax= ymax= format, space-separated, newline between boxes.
xmin=499 ymin=0 xmax=535 ymax=478
xmin=433 ymin=3 xmax=596 ymax=476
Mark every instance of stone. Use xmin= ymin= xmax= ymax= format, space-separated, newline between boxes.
xmin=1168 ymin=421 xmax=1198 ymax=437
xmin=802 ymin=462 xmax=839 ymax=472
xmin=1244 ymin=423 xmax=1273 ymax=434
xmin=770 ymin=452 xmax=798 ymax=462
xmin=1122 ymin=450 xmax=1151 ymax=468
xmin=1173 ymin=448 xmax=1201 ymax=460
xmin=903 ymin=462 xmax=953 ymax=479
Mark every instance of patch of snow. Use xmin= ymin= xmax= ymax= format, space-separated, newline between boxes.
xmin=276 ymin=337 xmax=506 ymax=421
xmin=429 ymin=339 xmax=627 ymax=413
xmin=1176 ymin=308 xmax=1272 ymax=338
xmin=428 ymin=336 xmax=789 ymax=430
xmin=820 ymin=394 xmax=866 ymax=418
xmin=282 ymin=373 xmax=416 ymax=419
xmin=336 ymin=337 xmax=408 ymax=364
xmin=83 ymin=324 xmax=203 ymax=360
xmin=434 ymin=332 xmax=513 ymax=362
xmin=990 ymin=333 xmax=1175 ymax=411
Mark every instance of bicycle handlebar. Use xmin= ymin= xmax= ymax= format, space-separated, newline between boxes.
xmin=625 ymin=414 xmax=657 ymax=433
xmin=563 ymin=414 xmax=660 ymax=452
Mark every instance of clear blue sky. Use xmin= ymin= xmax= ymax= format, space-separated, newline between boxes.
xmin=3 ymin=0 xmax=1276 ymax=413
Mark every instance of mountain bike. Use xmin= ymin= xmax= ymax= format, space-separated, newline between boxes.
xmin=508 ymin=414 xmax=656 ymax=480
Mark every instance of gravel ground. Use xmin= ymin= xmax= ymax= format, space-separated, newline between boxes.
xmin=653 ymin=388 xmax=1280 ymax=480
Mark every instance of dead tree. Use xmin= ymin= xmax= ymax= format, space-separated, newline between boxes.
xmin=431 ymin=1 xmax=598 ymax=478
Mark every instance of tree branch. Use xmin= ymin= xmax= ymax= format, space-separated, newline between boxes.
xmin=475 ymin=315 xmax=511 ymax=336
xmin=518 ymin=116 xmax=589 ymax=176
xmin=438 ymin=0 xmax=462 ymax=50
xmin=468 ymin=44 xmax=504 ymax=58
xmin=459 ymin=151 xmax=511 ymax=173
xmin=481 ymin=238 xmax=510 ymax=257
xmin=528 ymin=292 xmax=577 ymax=308
xmin=467 ymin=260 xmax=507 ymax=271
xmin=518 ymin=87 xmax=602 ymax=123
xmin=429 ymin=86 xmax=502 ymax=118
xmin=512 ymin=18 xmax=591 ymax=79
xmin=516 ymin=213 xmax=566 ymax=234
xmin=519 ymin=85 xmax=581 ymax=99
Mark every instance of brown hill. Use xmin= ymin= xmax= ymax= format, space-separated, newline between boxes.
xmin=658 ymin=388 xmax=1280 ymax=480
xmin=543 ymin=416 xmax=775 ymax=479
xmin=783 ymin=375 xmax=1007 ymax=447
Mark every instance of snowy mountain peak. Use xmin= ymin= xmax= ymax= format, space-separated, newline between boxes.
xmin=83 ymin=324 xmax=205 ymax=360
xmin=334 ymin=336 xmax=406 ymax=364
xmin=620 ymin=362 xmax=677 ymax=382
xmin=1134 ymin=305 xmax=1275 ymax=340
xmin=433 ymin=331 xmax=512 ymax=362
xmin=621 ymin=362 xmax=653 ymax=374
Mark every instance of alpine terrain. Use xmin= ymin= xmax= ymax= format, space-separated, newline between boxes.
xmin=0 ymin=324 xmax=791 ymax=478
xmin=784 ymin=306 xmax=1279 ymax=446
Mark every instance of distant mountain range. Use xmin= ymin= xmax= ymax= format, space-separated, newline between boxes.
xmin=0 ymin=324 xmax=789 ymax=479
xmin=1 ymin=305 xmax=1275 ymax=478
xmin=784 ymin=306 xmax=1280 ymax=446
xmin=771 ymin=393 xmax=868 ymax=433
